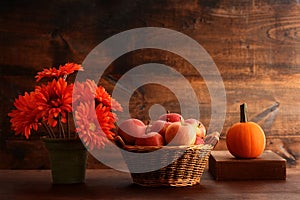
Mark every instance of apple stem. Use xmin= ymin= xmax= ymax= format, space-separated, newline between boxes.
xmin=166 ymin=111 xmax=170 ymax=122
xmin=240 ymin=103 xmax=248 ymax=123
xmin=145 ymin=125 xmax=150 ymax=135
xmin=180 ymin=116 xmax=185 ymax=125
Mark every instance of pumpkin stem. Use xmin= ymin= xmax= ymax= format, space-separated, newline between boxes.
xmin=240 ymin=103 xmax=248 ymax=123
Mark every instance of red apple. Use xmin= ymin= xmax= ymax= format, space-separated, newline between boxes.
xmin=117 ymin=119 xmax=146 ymax=145
xmin=196 ymin=123 xmax=206 ymax=139
xmin=194 ymin=136 xmax=205 ymax=145
xmin=165 ymin=122 xmax=196 ymax=146
xmin=184 ymin=118 xmax=206 ymax=139
xmin=158 ymin=112 xmax=183 ymax=122
xmin=149 ymin=120 xmax=171 ymax=138
xmin=135 ymin=132 xmax=165 ymax=146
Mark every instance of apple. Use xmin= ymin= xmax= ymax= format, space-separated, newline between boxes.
xmin=165 ymin=122 xmax=196 ymax=146
xmin=194 ymin=136 xmax=205 ymax=145
xmin=184 ymin=118 xmax=206 ymax=139
xmin=117 ymin=118 xmax=146 ymax=145
xmin=158 ymin=112 xmax=183 ymax=122
xmin=135 ymin=132 xmax=165 ymax=146
xmin=149 ymin=120 xmax=171 ymax=138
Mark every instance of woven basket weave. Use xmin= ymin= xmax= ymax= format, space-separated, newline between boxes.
xmin=115 ymin=131 xmax=220 ymax=187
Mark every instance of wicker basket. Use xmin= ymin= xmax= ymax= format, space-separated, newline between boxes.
xmin=115 ymin=131 xmax=220 ymax=187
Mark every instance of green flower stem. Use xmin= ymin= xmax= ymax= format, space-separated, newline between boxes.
xmin=41 ymin=121 xmax=55 ymax=138
xmin=58 ymin=114 xmax=65 ymax=138
xmin=67 ymin=113 xmax=70 ymax=139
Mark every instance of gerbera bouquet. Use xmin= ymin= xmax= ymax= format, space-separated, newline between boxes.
xmin=8 ymin=63 xmax=122 ymax=150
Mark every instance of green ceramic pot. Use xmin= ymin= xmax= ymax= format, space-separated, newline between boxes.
xmin=43 ymin=137 xmax=87 ymax=184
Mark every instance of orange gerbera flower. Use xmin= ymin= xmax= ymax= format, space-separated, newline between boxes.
xmin=73 ymin=79 xmax=123 ymax=112
xmin=94 ymin=84 xmax=123 ymax=112
xmin=73 ymin=79 xmax=97 ymax=104
xmin=95 ymin=86 xmax=112 ymax=108
xmin=75 ymin=102 xmax=111 ymax=150
xmin=35 ymin=67 xmax=60 ymax=82
xmin=8 ymin=92 xmax=41 ymax=139
xmin=35 ymin=63 xmax=83 ymax=82
xmin=95 ymin=103 xmax=117 ymax=140
xmin=9 ymin=62 xmax=123 ymax=150
xmin=59 ymin=63 xmax=83 ymax=76
xmin=35 ymin=78 xmax=73 ymax=127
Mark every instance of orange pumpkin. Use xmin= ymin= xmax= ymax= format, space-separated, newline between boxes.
xmin=226 ymin=103 xmax=266 ymax=159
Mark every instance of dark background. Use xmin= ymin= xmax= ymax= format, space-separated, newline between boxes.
xmin=1 ymin=0 xmax=300 ymax=168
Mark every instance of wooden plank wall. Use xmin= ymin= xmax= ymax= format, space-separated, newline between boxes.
xmin=1 ymin=0 xmax=300 ymax=168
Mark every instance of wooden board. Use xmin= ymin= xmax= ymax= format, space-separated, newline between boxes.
xmin=209 ymin=150 xmax=286 ymax=181
xmin=1 ymin=0 xmax=300 ymax=169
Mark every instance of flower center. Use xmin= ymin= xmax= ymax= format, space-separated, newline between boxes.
xmin=50 ymin=97 xmax=62 ymax=107
xmin=89 ymin=123 xmax=96 ymax=131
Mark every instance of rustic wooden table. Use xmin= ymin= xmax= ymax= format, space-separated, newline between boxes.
xmin=0 ymin=168 xmax=299 ymax=200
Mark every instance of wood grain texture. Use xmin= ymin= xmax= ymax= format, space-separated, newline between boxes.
xmin=209 ymin=150 xmax=286 ymax=180
xmin=1 ymin=0 xmax=300 ymax=168
xmin=0 ymin=169 xmax=300 ymax=199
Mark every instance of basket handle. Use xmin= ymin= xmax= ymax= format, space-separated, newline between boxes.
xmin=204 ymin=131 xmax=220 ymax=147
xmin=114 ymin=135 xmax=127 ymax=149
